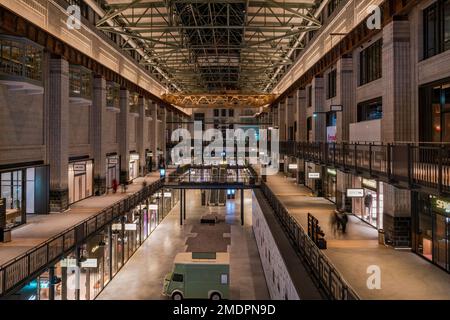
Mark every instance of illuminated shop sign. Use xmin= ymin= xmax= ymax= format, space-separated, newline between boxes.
xmin=362 ymin=178 xmax=377 ymax=190
xmin=327 ymin=169 xmax=337 ymax=176
xmin=125 ymin=223 xmax=137 ymax=231
xmin=112 ymin=223 xmax=122 ymax=231
xmin=73 ymin=163 xmax=86 ymax=172
xmin=149 ymin=204 xmax=158 ymax=210
xmin=288 ymin=164 xmax=298 ymax=170
xmin=432 ymin=197 xmax=450 ymax=214
xmin=81 ymin=259 xmax=98 ymax=268
xmin=308 ymin=172 xmax=321 ymax=179
xmin=347 ymin=189 xmax=365 ymax=198
xmin=60 ymin=258 xmax=77 ymax=267
xmin=130 ymin=154 xmax=139 ymax=161
xmin=108 ymin=157 xmax=118 ymax=165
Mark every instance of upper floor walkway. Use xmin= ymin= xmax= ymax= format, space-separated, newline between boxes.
xmin=262 ymin=171 xmax=450 ymax=299
xmin=280 ymin=141 xmax=450 ymax=197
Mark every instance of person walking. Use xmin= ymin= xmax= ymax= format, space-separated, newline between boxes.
xmin=112 ymin=178 xmax=118 ymax=194
xmin=341 ymin=213 xmax=349 ymax=233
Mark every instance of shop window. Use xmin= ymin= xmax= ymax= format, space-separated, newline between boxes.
xmin=357 ymin=97 xmax=383 ymax=122
xmin=326 ymin=112 xmax=337 ymax=127
xmin=306 ymin=117 xmax=312 ymax=142
xmin=420 ymin=83 xmax=450 ymax=142
xmin=359 ymin=39 xmax=382 ymax=86
xmin=69 ymin=65 xmax=92 ymax=100
xmin=327 ymin=69 xmax=337 ymax=99
xmin=423 ymin=0 xmax=450 ymax=59
xmin=307 ymin=86 xmax=313 ymax=107
xmin=0 ymin=36 xmax=43 ymax=83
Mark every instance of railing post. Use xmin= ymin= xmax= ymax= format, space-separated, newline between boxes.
xmin=369 ymin=143 xmax=373 ymax=176
xmin=354 ymin=143 xmax=357 ymax=171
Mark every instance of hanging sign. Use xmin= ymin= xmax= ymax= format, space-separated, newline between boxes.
xmin=149 ymin=204 xmax=158 ymax=210
xmin=108 ymin=157 xmax=118 ymax=165
xmin=73 ymin=163 xmax=86 ymax=172
xmin=347 ymin=189 xmax=365 ymax=198
xmin=288 ymin=164 xmax=298 ymax=170
xmin=81 ymin=259 xmax=98 ymax=268
xmin=308 ymin=172 xmax=321 ymax=179
xmin=112 ymin=223 xmax=122 ymax=231
xmin=125 ymin=224 xmax=137 ymax=231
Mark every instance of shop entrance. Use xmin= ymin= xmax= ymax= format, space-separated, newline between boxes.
xmin=68 ymin=160 xmax=93 ymax=204
xmin=415 ymin=193 xmax=450 ymax=271
xmin=358 ymin=179 xmax=383 ymax=229
xmin=0 ymin=165 xmax=49 ymax=228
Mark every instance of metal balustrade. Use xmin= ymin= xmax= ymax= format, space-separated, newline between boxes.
xmin=260 ymin=181 xmax=359 ymax=300
xmin=0 ymin=174 xmax=172 ymax=297
xmin=280 ymin=141 xmax=450 ymax=196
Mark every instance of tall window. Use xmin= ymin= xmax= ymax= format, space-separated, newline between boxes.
xmin=327 ymin=69 xmax=337 ymax=99
xmin=357 ymin=98 xmax=383 ymax=122
xmin=307 ymin=86 xmax=313 ymax=107
xmin=213 ymin=109 xmax=219 ymax=117
xmin=327 ymin=0 xmax=342 ymax=17
xmin=359 ymin=39 xmax=382 ymax=86
xmin=424 ymin=0 xmax=450 ymax=59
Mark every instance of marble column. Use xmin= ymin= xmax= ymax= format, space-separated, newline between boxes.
xmin=312 ymin=76 xmax=326 ymax=142
xmin=383 ymin=183 xmax=412 ymax=247
xmin=47 ymin=57 xmax=69 ymax=212
xmin=118 ymin=88 xmax=129 ymax=183
xmin=152 ymin=103 xmax=159 ymax=169
xmin=336 ymin=56 xmax=355 ymax=143
xmin=137 ymin=96 xmax=147 ymax=176
xmin=92 ymin=76 xmax=107 ymax=195
xmin=382 ymin=20 xmax=413 ymax=143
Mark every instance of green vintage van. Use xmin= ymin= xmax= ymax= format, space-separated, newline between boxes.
xmin=162 ymin=252 xmax=230 ymax=300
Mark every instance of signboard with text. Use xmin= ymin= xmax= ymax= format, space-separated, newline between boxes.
xmin=347 ymin=189 xmax=365 ymax=198
xmin=308 ymin=172 xmax=321 ymax=179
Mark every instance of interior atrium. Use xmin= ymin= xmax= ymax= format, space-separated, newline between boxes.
xmin=1 ymin=0 xmax=450 ymax=307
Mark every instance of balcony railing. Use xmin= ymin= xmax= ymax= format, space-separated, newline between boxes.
xmin=280 ymin=141 xmax=450 ymax=195
xmin=0 ymin=172 xmax=180 ymax=298
xmin=260 ymin=181 xmax=359 ymax=300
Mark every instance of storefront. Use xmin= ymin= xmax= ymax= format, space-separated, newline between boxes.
xmin=304 ymin=162 xmax=323 ymax=196
xmin=413 ymin=193 xmax=450 ymax=272
xmin=10 ymin=185 xmax=180 ymax=300
xmin=106 ymin=155 xmax=119 ymax=192
xmin=129 ymin=153 xmax=140 ymax=181
xmin=145 ymin=150 xmax=153 ymax=173
xmin=324 ymin=168 xmax=337 ymax=203
xmin=419 ymin=79 xmax=450 ymax=142
xmin=0 ymin=165 xmax=49 ymax=228
xmin=358 ymin=178 xmax=384 ymax=229
xmin=68 ymin=160 xmax=93 ymax=204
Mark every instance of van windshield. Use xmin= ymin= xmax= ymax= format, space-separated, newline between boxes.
xmin=172 ymin=273 xmax=184 ymax=282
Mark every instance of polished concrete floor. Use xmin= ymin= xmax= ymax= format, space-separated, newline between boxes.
xmin=265 ymin=172 xmax=450 ymax=300
xmin=97 ymin=189 xmax=269 ymax=300
xmin=0 ymin=172 xmax=169 ymax=266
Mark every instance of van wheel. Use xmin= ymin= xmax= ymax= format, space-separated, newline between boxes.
xmin=210 ymin=293 xmax=221 ymax=300
xmin=172 ymin=292 xmax=183 ymax=300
